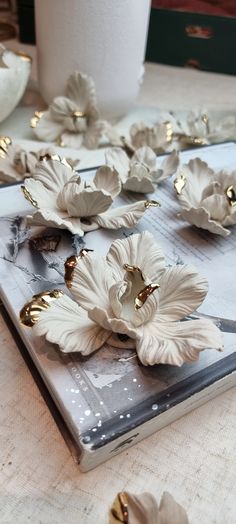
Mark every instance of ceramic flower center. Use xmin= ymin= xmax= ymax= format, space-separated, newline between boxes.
xmin=110 ymin=263 xmax=160 ymax=326
xmin=56 ymin=175 xmax=112 ymax=218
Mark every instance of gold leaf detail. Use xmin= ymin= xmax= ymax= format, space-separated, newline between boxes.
xmin=145 ymin=200 xmax=160 ymax=208
xmin=15 ymin=50 xmax=32 ymax=62
xmin=164 ymin=120 xmax=173 ymax=143
xmin=21 ymin=186 xmax=38 ymax=208
xmin=123 ymin=264 xmax=145 ymax=282
xmin=20 ymin=290 xmax=64 ymax=327
xmin=135 ymin=283 xmax=160 ymax=310
xmin=64 ymin=249 xmax=93 ymax=288
xmin=226 ymin=185 xmax=236 ymax=207
xmin=174 ymin=174 xmax=186 ymax=195
xmin=71 ymin=110 xmax=85 ymax=119
xmin=0 ymin=136 xmax=12 ymax=158
xmin=31 ymin=111 xmax=43 ymax=129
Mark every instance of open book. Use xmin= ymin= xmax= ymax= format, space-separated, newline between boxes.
xmin=0 ymin=142 xmax=235 ymax=471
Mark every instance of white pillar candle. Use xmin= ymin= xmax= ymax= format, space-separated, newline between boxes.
xmin=35 ymin=0 xmax=151 ymax=117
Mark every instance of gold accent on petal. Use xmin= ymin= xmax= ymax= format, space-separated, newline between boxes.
xmin=21 ymin=185 xmax=38 ymax=208
xmin=164 ymin=120 xmax=173 ymax=143
xmin=64 ymin=249 xmax=93 ymax=288
xmin=31 ymin=111 xmax=43 ymax=129
xmin=145 ymin=200 xmax=160 ymax=208
xmin=0 ymin=136 xmax=12 ymax=158
xmin=20 ymin=289 xmax=64 ymax=327
xmin=15 ymin=50 xmax=32 ymax=62
xmin=135 ymin=283 xmax=160 ymax=310
xmin=71 ymin=110 xmax=85 ymax=119
xmin=174 ymin=174 xmax=186 ymax=195
xmin=226 ymin=185 xmax=236 ymax=207
xmin=201 ymin=113 xmax=210 ymax=134
xmin=118 ymin=492 xmax=129 ymax=523
xmin=123 ymin=264 xmax=145 ymax=281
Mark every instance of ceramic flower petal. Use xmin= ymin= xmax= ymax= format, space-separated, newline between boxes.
xmin=88 ymin=306 xmax=138 ymax=340
xmin=66 ymin=71 xmax=97 ymax=114
xmin=32 ymin=110 xmax=64 ymax=142
xmin=124 ymin=164 xmax=156 ymax=193
xmin=93 ymin=200 xmax=152 ymax=229
xmin=65 ymin=251 xmax=114 ymax=311
xmin=156 ymin=150 xmax=180 ymax=182
xmin=26 ymin=209 xmax=85 ymax=236
xmin=109 ymin=491 xmax=189 ymax=524
xmin=23 ymin=179 xmax=58 ymax=210
xmin=130 ymin=121 xmax=173 ymax=152
xmin=57 ymin=176 xmax=113 ymax=217
xmin=107 ymin=231 xmax=165 ymax=282
xmin=0 ymin=142 xmax=23 ymax=183
xmin=31 ymin=293 xmax=110 ymax=355
xmin=93 ymin=166 xmax=121 ymax=198
xmin=105 ymin=147 xmax=130 ymax=183
xmin=83 ymin=119 xmax=104 ymax=149
xmin=33 ymin=157 xmax=74 ymax=190
xmin=131 ymin=146 xmax=157 ymax=171
xmin=180 ymin=207 xmax=230 ymax=237
xmin=136 ymin=317 xmax=223 ymax=366
xmin=157 ymin=264 xmax=208 ymax=321
xmin=176 ymin=158 xmax=214 ymax=210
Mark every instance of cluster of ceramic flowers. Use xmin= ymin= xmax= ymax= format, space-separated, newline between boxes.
xmin=22 ymin=155 xmax=157 ymax=235
xmin=174 ymin=158 xmax=236 ymax=236
xmin=20 ymin=232 xmax=223 ymax=366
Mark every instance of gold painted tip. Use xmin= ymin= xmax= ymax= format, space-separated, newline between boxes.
xmin=117 ymin=492 xmax=129 ymax=523
xmin=21 ymin=186 xmax=38 ymax=209
xmin=0 ymin=136 xmax=12 ymax=158
xmin=123 ymin=264 xmax=145 ymax=282
xmin=134 ymin=283 xmax=160 ymax=310
xmin=64 ymin=249 xmax=93 ymax=288
xmin=20 ymin=290 xmax=63 ymax=327
xmin=145 ymin=200 xmax=161 ymax=208
xmin=71 ymin=110 xmax=85 ymax=119
xmin=15 ymin=50 xmax=32 ymax=62
xmin=226 ymin=185 xmax=236 ymax=207
xmin=31 ymin=111 xmax=43 ymax=129
xmin=174 ymin=174 xmax=186 ymax=195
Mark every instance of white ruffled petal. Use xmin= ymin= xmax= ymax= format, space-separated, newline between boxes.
xmin=136 ymin=318 xmax=223 ymax=366
xmin=107 ymin=231 xmax=165 ymax=282
xmin=201 ymin=193 xmax=228 ymax=222
xmin=33 ymin=157 xmax=74 ymax=192
xmin=33 ymin=293 xmax=110 ymax=355
xmin=105 ymin=147 xmax=130 ymax=183
xmin=93 ymin=166 xmax=121 ymax=198
xmin=88 ymin=306 xmax=137 ymax=340
xmin=65 ymin=251 xmax=114 ymax=312
xmin=176 ymin=158 xmax=214 ymax=209
xmin=66 ymin=71 xmax=97 ymax=114
xmin=32 ymin=110 xmax=64 ymax=142
xmin=158 ymin=150 xmax=179 ymax=181
xmin=157 ymin=264 xmax=208 ymax=321
xmin=60 ymin=131 xmax=84 ymax=149
xmin=123 ymin=175 xmax=156 ymax=193
xmin=23 ymin=178 xmax=58 ymax=210
xmin=131 ymin=146 xmax=156 ymax=170
xmin=94 ymin=200 xmax=150 ymax=230
xmin=50 ymin=96 xmax=78 ymax=122
xmin=181 ymin=207 xmax=230 ymax=236
xmin=84 ymin=120 xmax=104 ymax=149
xmin=26 ymin=209 xmax=85 ymax=236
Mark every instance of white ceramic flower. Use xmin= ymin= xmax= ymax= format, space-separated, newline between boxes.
xmin=20 ymin=232 xmax=223 ymax=366
xmin=22 ymin=157 xmax=153 ymax=235
xmin=106 ymin=146 xmax=179 ymax=193
xmin=0 ymin=44 xmax=31 ymax=123
xmin=174 ymin=158 xmax=236 ymax=236
xmin=109 ymin=491 xmax=189 ymax=524
xmin=128 ymin=121 xmax=174 ymax=153
xmin=0 ymin=138 xmax=59 ymax=183
xmin=178 ymin=109 xmax=236 ymax=146
xmin=31 ymin=72 xmax=104 ymax=149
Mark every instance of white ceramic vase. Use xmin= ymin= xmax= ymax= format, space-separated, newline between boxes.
xmin=35 ymin=0 xmax=151 ymax=118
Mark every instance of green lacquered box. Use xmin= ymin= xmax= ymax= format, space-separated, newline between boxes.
xmin=146 ymin=7 xmax=236 ymax=75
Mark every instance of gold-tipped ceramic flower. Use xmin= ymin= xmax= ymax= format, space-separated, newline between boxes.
xmin=22 ymin=157 xmax=153 ymax=235
xmin=175 ymin=109 xmax=236 ymax=147
xmin=0 ymin=138 xmax=60 ymax=183
xmin=109 ymin=491 xmax=189 ymax=524
xmin=31 ymin=71 xmax=104 ymax=149
xmin=20 ymin=232 xmax=223 ymax=365
xmin=106 ymin=146 xmax=179 ymax=193
xmin=174 ymin=158 xmax=236 ymax=236
xmin=128 ymin=121 xmax=174 ymax=153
